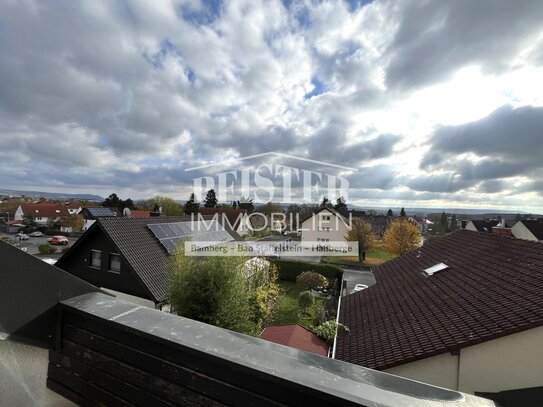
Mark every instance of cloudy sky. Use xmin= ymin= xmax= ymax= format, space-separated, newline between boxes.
xmin=1 ymin=0 xmax=543 ymax=212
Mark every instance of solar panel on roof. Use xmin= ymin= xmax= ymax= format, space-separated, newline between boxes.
xmin=88 ymin=207 xmax=117 ymax=217
xmin=148 ymin=220 xmax=234 ymax=255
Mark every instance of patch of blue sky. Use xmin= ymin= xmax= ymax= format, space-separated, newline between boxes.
xmin=177 ymin=0 xmax=222 ymax=27
xmin=304 ymin=76 xmax=325 ymax=99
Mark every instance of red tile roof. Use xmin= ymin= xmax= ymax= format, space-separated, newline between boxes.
xmin=130 ymin=210 xmax=151 ymax=218
xmin=20 ymin=203 xmax=70 ymax=217
xmin=336 ymin=230 xmax=543 ymax=370
xmin=260 ymin=324 xmax=329 ymax=356
xmin=198 ymin=207 xmax=247 ymax=230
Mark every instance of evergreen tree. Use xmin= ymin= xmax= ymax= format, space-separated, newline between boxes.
xmin=183 ymin=193 xmax=199 ymax=215
xmin=122 ymin=198 xmax=135 ymax=211
xmin=334 ymin=197 xmax=347 ymax=212
xmin=400 ymin=207 xmax=406 ymax=217
xmin=238 ymin=198 xmax=255 ymax=213
xmin=440 ymin=211 xmax=449 ymax=232
xmin=320 ymin=196 xmax=330 ymax=208
xmin=102 ymin=193 xmax=120 ymax=208
xmin=387 ymin=208 xmax=393 ymax=216
xmin=232 ymin=201 xmax=238 ymax=209
xmin=204 ymin=189 xmax=218 ymax=208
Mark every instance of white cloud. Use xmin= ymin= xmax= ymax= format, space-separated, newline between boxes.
xmin=0 ymin=0 xmax=542 ymax=212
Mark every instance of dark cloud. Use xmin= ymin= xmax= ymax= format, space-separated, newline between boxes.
xmin=386 ymin=0 xmax=543 ymax=90
xmin=422 ymin=105 xmax=543 ymax=180
xmin=307 ymin=124 xmax=402 ymax=166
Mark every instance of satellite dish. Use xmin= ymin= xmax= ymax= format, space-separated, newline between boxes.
xmin=123 ymin=208 xmax=132 ymax=217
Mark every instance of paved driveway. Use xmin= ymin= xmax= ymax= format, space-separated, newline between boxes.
xmin=341 ymin=268 xmax=376 ymax=296
xmin=1 ymin=234 xmax=78 ymax=255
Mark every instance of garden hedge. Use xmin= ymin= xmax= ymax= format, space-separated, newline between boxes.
xmin=270 ymin=259 xmax=343 ymax=282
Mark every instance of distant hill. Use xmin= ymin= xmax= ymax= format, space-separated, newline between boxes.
xmin=0 ymin=188 xmax=103 ymax=202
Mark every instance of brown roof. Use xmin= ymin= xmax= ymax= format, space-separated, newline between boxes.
xmin=336 ymin=230 xmax=543 ymax=370
xmin=260 ymin=324 xmax=329 ymax=356
xmin=130 ymin=210 xmax=151 ymax=218
xmin=20 ymin=203 xmax=70 ymax=217
xmin=199 ymin=207 xmax=247 ymax=230
xmin=57 ymin=216 xmax=243 ymax=303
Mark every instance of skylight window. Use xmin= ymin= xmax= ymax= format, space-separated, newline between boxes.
xmin=424 ymin=263 xmax=449 ymax=276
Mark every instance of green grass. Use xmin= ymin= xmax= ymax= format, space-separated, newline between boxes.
xmin=324 ymin=244 xmax=396 ymax=267
xmin=272 ymin=281 xmax=325 ymax=329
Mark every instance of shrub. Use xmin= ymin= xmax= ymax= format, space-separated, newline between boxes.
xmin=38 ymin=244 xmax=57 ymax=254
xmin=313 ymin=320 xmax=349 ymax=344
xmin=298 ymin=291 xmax=314 ymax=314
xmin=313 ymin=304 xmax=328 ymax=326
xmin=270 ymin=259 xmax=342 ymax=282
xmin=61 ymin=245 xmax=71 ymax=254
xmin=296 ymin=271 xmax=328 ymax=290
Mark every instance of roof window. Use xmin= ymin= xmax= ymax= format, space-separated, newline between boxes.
xmin=424 ymin=263 xmax=449 ymax=276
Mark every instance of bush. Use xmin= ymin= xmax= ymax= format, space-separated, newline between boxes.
xmin=43 ymin=229 xmax=70 ymax=237
xmin=298 ymin=291 xmax=314 ymax=314
xmin=313 ymin=320 xmax=349 ymax=344
xmin=296 ymin=271 xmax=328 ymax=290
xmin=313 ymin=304 xmax=328 ymax=326
xmin=270 ymin=259 xmax=342 ymax=282
xmin=38 ymin=244 xmax=57 ymax=254
xmin=61 ymin=245 xmax=71 ymax=254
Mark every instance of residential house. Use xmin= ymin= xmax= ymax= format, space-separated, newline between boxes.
xmin=65 ymin=201 xmax=83 ymax=215
xmin=56 ymin=216 xmax=242 ymax=308
xmin=80 ymin=206 xmax=117 ymax=230
xmin=464 ymin=219 xmax=500 ymax=233
xmin=1 ymin=240 xmax=493 ymax=407
xmin=300 ymin=207 xmax=351 ymax=244
xmin=511 ymin=219 xmax=543 ymax=242
xmin=198 ymin=207 xmax=252 ymax=235
xmin=14 ymin=203 xmax=70 ymax=225
xmin=335 ymin=230 xmax=543 ymax=402
xmin=260 ymin=324 xmax=329 ymax=356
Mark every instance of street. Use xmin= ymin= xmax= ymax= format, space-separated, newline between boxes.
xmin=0 ymin=233 xmax=79 ymax=256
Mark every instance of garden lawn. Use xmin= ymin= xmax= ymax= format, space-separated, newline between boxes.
xmin=324 ymin=244 xmax=396 ymax=267
xmin=272 ymin=280 xmax=325 ymax=329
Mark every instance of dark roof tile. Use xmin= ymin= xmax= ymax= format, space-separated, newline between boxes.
xmin=336 ymin=230 xmax=543 ymax=370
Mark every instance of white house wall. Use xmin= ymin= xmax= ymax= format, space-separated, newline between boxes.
xmin=511 ymin=222 xmax=539 ymax=242
xmin=300 ymin=209 xmax=351 ymax=244
xmin=385 ymin=326 xmax=543 ymax=394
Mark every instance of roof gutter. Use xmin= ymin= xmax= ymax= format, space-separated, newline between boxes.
xmin=331 ymin=282 xmax=343 ymax=359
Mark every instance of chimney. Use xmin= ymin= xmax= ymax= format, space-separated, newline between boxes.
xmin=492 ymin=227 xmax=512 ymax=237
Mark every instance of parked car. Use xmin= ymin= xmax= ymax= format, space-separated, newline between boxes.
xmin=17 ymin=233 xmax=29 ymax=241
xmin=50 ymin=235 xmax=69 ymax=245
xmin=28 ymin=231 xmax=43 ymax=237
xmin=353 ymin=283 xmax=369 ymax=293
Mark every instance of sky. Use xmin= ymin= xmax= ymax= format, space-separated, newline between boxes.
xmin=1 ymin=0 xmax=543 ymax=212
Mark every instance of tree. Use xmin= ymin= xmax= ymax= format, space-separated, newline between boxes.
xmin=298 ymin=291 xmax=314 ymax=315
xmin=256 ymin=202 xmax=282 ymax=217
xmin=440 ymin=211 xmax=449 ymax=232
xmin=64 ymin=214 xmax=84 ymax=232
xmin=183 ymin=193 xmax=199 ymax=215
xmin=102 ymin=193 xmax=120 ymax=209
xmin=238 ymin=198 xmax=255 ymax=213
xmin=204 ymin=189 xmax=218 ymax=208
xmin=387 ymin=208 xmax=393 ymax=216
xmin=383 ymin=220 xmax=421 ymax=256
xmin=334 ymin=197 xmax=347 ymax=212
xmin=296 ymin=271 xmax=328 ymax=291
xmin=320 ymin=196 xmax=330 ymax=208
xmin=122 ymin=198 xmax=135 ymax=210
xmin=232 ymin=201 xmax=238 ymax=209
xmin=170 ymin=248 xmax=278 ymax=335
xmin=149 ymin=195 xmax=181 ymax=216
xmin=400 ymin=207 xmax=406 ymax=217
xmin=345 ymin=219 xmax=374 ymax=262
xmin=450 ymin=214 xmax=457 ymax=231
